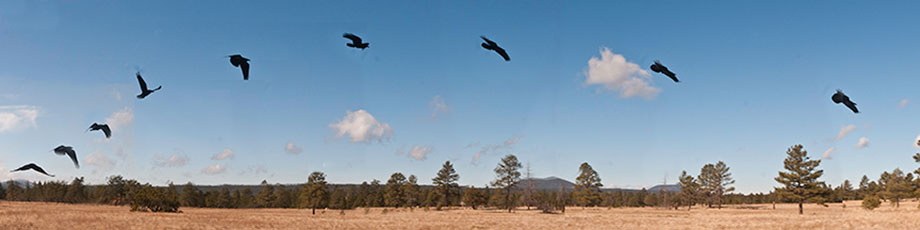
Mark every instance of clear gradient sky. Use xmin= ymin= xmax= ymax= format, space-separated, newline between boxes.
xmin=1 ymin=1 xmax=919 ymax=193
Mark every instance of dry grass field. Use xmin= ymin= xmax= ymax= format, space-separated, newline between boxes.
xmin=2 ymin=201 xmax=920 ymax=229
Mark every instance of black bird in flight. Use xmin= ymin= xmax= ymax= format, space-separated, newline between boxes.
xmin=228 ymin=54 xmax=250 ymax=80
xmin=650 ymin=61 xmax=679 ymax=83
xmin=480 ymin=36 xmax=510 ymax=61
xmin=136 ymin=72 xmax=162 ymax=99
xmin=87 ymin=123 xmax=111 ymax=138
xmin=343 ymin=33 xmax=369 ymax=49
xmin=831 ymin=90 xmax=859 ymax=113
xmin=11 ymin=163 xmax=54 ymax=177
xmin=53 ymin=145 xmax=79 ymax=168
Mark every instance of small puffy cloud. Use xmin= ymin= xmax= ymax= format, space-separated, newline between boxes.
xmin=822 ymin=147 xmax=835 ymax=160
xmin=84 ymin=151 xmax=115 ymax=171
xmin=429 ymin=95 xmax=450 ymax=118
xmin=329 ymin=109 xmax=393 ymax=143
xmin=583 ymin=47 xmax=660 ymax=99
xmin=835 ymin=125 xmax=855 ymax=141
xmin=900 ymin=99 xmax=909 ymax=109
xmin=472 ymin=136 xmax=522 ymax=164
xmin=405 ymin=145 xmax=433 ymax=160
xmin=202 ymin=163 xmax=227 ymax=175
xmin=211 ymin=148 xmax=234 ymax=160
xmin=0 ymin=105 xmax=38 ymax=133
xmin=105 ymin=107 xmax=134 ymax=132
xmin=153 ymin=153 xmax=189 ymax=167
xmin=285 ymin=141 xmax=303 ymax=154
xmin=856 ymin=137 xmax=869 ymax=149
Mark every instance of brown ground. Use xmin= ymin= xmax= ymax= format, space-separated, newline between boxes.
xmin=2 ymin=200 xmax=920 ymax=229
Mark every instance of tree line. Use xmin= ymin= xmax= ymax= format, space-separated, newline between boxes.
xmin=3 ymin=145 xmax=912 ymax=214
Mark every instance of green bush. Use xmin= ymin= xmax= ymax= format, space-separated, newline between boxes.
xmin=130 ymin=185 xmax=180 ymax=213
xmin=862 ymin=196 xmax=881 ymax=210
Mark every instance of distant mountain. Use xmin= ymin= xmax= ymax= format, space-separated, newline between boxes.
xmin=516 ymin=176 xmax=575 ymax=191
xmin=647 ymin=184 xmax=681 ymax=193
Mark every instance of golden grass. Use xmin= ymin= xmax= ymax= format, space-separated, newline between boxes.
xmin=2 ymin=200 xmax=920 ymax=229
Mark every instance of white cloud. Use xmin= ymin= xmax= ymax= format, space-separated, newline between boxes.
xmin=856 ymin=137 xmax=869 ymax=149
xmin=583 ymin=47 xmax=660 ymax=99
xmin=84 ymin=151 xmax=115 ymax=171
xmin=285 ymin=141 xmax=303 ymax=154
xmin=472 ymin=136 xmax=522 ymax=164
xmin=211 ymin=148 xmax=234 ymax=160
xmin=105 ymin=107 xmax=134 ymax=132
xmin=329 ymin=109 xmax=393 ymax=143
xmin=153 ymin=153 xmax=189 ymax=167
xmin=429 ymin=95 xmax=450 ymax=118
xmin=900 ymin=99 xmax=909 ymax=109
xmin=822 ymin=147 xmax=835 ymax=160
xmin=0 ymin=105 xmax=38 ymax=133
xmin=406 ymin=145 xmax=433 ymax=160
xmin=202 ymin=163 xmax=227 ymax=175
xmin=835 ymin=125 xmax=856 ymax=141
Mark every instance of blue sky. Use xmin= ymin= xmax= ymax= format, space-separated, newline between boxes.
xmin=1 ymin=1 xmax=919 ymax=193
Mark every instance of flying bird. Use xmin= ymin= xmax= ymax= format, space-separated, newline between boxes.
xmin=228 ymin=54 xmax=250 ymax=80
xmin=87 ymin=123 xmax=111 ymax=138
xmin=135 ymin=72 xmax=162 ymax=99
xmin=343 ymin=33 xmax=369 ymax=49
xmin=53 ymin=145 xmax=79 ymax=168
xmin=831 ymin=90 xmax=859 ymax=113
xmin=11 ymin=163 xmax=54 ymax=177
xmin=480 ymin=36 xmax=510 ymax=61
xmin=650 ymin=61 xmax=679 ymax=83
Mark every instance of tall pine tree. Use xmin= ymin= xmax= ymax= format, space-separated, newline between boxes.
xmin=774 ymin=144 xmax=828 ymax=214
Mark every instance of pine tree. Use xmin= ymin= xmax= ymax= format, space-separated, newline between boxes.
xmin=180 ymin=182 xmax=201 ymax=207
xmin=774 ymin=144 xmax=828 ymax=214
xmin=256 ymin=180 xmax=277 ymax=208
xmin=404 ymin=175 xmax=419 ymax=208
xmin=385 ymin=172 xmax=407 ymax=208
xmin=462 ymin=186 xmax=488 ymax=210
xmin=491 ymin=154 xmax=523 ymax=213
xmin=574 ymin=162 xmax=603 ymax=207
xmin=431 ymin=161 xmax=459 ymax=210
xmin=698 ymin=161 xmax=735 ymax=209
xmin=878 ymin=168 xmax=912 ymax=208
xmin=677 ymin=170 xmax=700 ymax=210
xmin=300 ymin=171 xmax=329 ymax=215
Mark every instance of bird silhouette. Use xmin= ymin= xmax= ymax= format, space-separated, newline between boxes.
xmin=228 ymin=54 xmax=250 ymax=80
xmin=832 ymin=90 xmax=859 ymax=113
xmin=136 ymin=72 xmax=162 ymax=99
xmin=53 ymin=145 xmax=79 ymax=168
xmin=480 ymin=36 xmax=510 ymax=61
xmin=650 ymin=61 xmax=679 ymax=83
xmin=11 ymin=163 xmax=54 ymax=177
xmin=343 ymin=33 xmax=369 ymax=49
xmin=87 ymin=123 xmax=111 ymax=138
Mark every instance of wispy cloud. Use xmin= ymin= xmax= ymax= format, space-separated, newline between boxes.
xmin=822 ymin=147 xmax=835 ymax=160
xmin=398 ymin=145 xmax=433 ymax=160
xmin=856 ymin=137 xmax=869 ymax=149
xmin=202 ymin=163 xmax=227 ymax=175
xmin=835 ymin=125 xmax=856 ymax=141
xmin=329 ymin=109 xmax=393 ymax=143
xmin=583 ymin=47 xmax=659 ymax=99
xmin=472 ymin=136 xmax=522 ymax=164
xmin=211 ymin=148 xmax=234 ymax=160
xmin=0 ymin=105 xmax=38 ymax=133
xmin=429 ymin=95 xmax=450 ymax=118
xmin=153 ymin=153 xmax=189 ymax=167
xmin=900 ymin=99 xmax=909 ymax=109
xmin=285 ymin=141 xmax=303 ymax=154
xmin=84 ymin=150 xmax=116 ymax=171
xmin=105 ymin=107 xmax=134 ymax=132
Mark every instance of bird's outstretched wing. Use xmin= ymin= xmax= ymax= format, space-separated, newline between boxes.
xmin=137 ymin=73 xmax=148 ymax=90
xmin=480 ymin=36 xmax=496 ymax=46
xmin=494 ymin=47 xmax=510 ymax=61
xmin=844 ymin=100 xmax=859 ymax=113
xmin=241 ymin=62 xmax=250 ymax=80
xmin=343 ymin=33 xmax=362 ymax=44
xmin=101 ymin=125 xmax=111 ymax=138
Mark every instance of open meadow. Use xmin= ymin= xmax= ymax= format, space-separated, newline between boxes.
xmin=2 ymin=201 xmax=920 ymax=229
